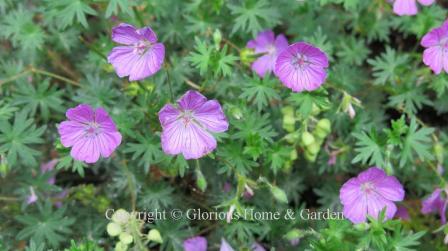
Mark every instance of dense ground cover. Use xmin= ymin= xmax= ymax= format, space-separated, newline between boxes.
xmin=0 ymin=0 xmax=448 ymax=250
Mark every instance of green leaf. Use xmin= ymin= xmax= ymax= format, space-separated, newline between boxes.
xmin=287 ymin=89 xmax=330 ymax=118
xmin=12 ymin=79 xmax=64 ymax=121
xmin=0 ymin=111 xmax=46 ymax=167
xmin=240 ymin=75 xmax=280 ymax=111
xmin=123 ymin=133 xmax=164 ymax=173
xmin=16 ymin=202 xmax=75 ymax=247
xmin=399 ymin=117 xmax=434 ymax=167
xmin=187 ymin=38 xmax=213 ymax=76
xmin=45 ymin=0 xmax=97 ymax=29
xmin=103 ymin=0 xmax=133 ymax=17
xmin=352 ymin=129 xmax=386 ymax=167
xmin=228 ymin=0 xmax=279 ymax=36
xmin=337 ymin=37 xmax=370 ymax=66
xmin=367 ymin=47 xmax=409 ymax=85
xmin=0 ymin=5 xmax=45 ymax=52
xmin=387 ymin=86 xmax=432 ymax=114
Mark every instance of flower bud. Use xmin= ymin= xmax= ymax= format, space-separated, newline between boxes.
xmin=230 ymin=106 xmax=243 ymax=120
xmin=306 ymin=143 xmax=320 ymax=155
xmin=240 ymin=48 xmax=255 ymax=65
xmin=112 ymin=209 xmax=130 ymax=224
xmin=213 ymin=29 xmax=222 ymax=49
xmin=147 ymin=229 xmax=163 ymax=243
xmin=301 ymin=132 xmax=315 ymax=146
xmin=119 ymin=232 xmax=134 ymax=245
xmin=196 ymin=169 xmax=207 ymax=192
xmin=434 ymin=143 xmax=444 ymax=164
xmin=115 ymin=241 xmax=128 ymax=251
xmin=270 ymin=185 xmax=288 ymax=204
xmin=316 ymin=119 xmax=331 ymax=135
xmin=106 ymin=222 xmax=122 ymax=237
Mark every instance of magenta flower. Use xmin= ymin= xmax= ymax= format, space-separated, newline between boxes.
xmin=183 ymin=236 xmax=207 ymax=251
xmin=108 ymin=23 xmax=165 ymax=81
xmin=58 ymin=104 xmax=122 ymax=164
xmin=421 ymin=21 xmax=448 ymax=74
xmin=421 ymin=188 xmax=447 ymax=224
xmin=274 ymin=42 xmax=329 ymax=92
xmin=246 ymin=30 xmax=288 ymax=78
xmin=40 ymin=159 xmax=58 ymax=184
xmin=158 ymin=90 xmax=229 ymax=160
xmin=26 ymin=187 xmax=38 ymax=205
xmin=394 ymin=205 xmax=410 ymax=220
xmin=220 ymin=239 xmax=234 ymax=251
xmin=392 ymin=0 xmax=435 ymax=16
xmin=339 ymin=167 xmax=405 ymax=224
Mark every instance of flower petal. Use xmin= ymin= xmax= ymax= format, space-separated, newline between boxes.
xmin=343 ymin=194 xmax=367 ymax=224
xmin=178 ymin=90 xmax=208 ymax=111
xmin=66 ymin=104 xmax=95 ymax=123
xmin=366 ymin=192 xmax=397 ymax=220
xmin=183 ymin=236 xmax=207 ymax=251
xmin=58 ymin=121 xmax=86 ymax=147
xmin=194 ymin=100 xmax=229 ymax=133
xmin=418 ymin=0 xmax=434 ymax=6
xmin=159 ymin=104 xmax=181 ymax=127
xmin=136 ymin=26 xmax=158 ymax=43
xmin=129 ymin=43 xmax=165 ymax=81
xmin=108 ymin=46 xmax=139 ymax=78
xmin=374 ymin=175 xmax=405 ymax=201
xmin=393 ymin=0 xmax=418 ymax=16
xmin=423 ymin=46 xmax=444 ymax=74
xmin=247 ymin=30 xmax=275 ymax=53
xmin=340 ymin=177 xmax=362 ymax=206
xmin=251 ymin=54 xmax=276 ymax=78
xmin=161 ymin=120 xmax=217 ymax=160
xmin=70 ymin=137 xmax=100 ymax=163
xmin=112 ymin=23 xmax=141 ymax=45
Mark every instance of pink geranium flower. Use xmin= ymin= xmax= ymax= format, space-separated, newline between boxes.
xmin=58 ymin=104 xmax=122 ymax=163
xmin=246 ymin=30 xmax=288 ymax=78
xmin=392 ymin=0 xmax=435 ymax=16
xmin=183 ymin=236 xmax=207 ymax=251
xmin=108 ymin=23 xmax=165 ymax=81
xmin=158 ymin=91 xmax=229 ymax=160
xmin=421 ymin=21 xmax=448 ymax=74
xmin=339 ymin=167 xmax=405 ymax=224
xmin=421 ymin=188 xmax=447 ymax=224
xmin=40 ymin=159 xmax=58 ymax=184
xmin=274 ymin=42 xmax=329 ymax=92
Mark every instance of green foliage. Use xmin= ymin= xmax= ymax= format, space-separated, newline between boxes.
xmin=16 ymin=202 xmax=75 ymax=247
xmin=228 ymin=0 xmax=279 ymax=36
xmin=367 ymin=47 xmax=410 ymax=85
xmin=45 ymin=0 xmax=97 ymax=29
xmin=239 ymin=75 xmax=279 ymax=111
xmin=0 ymin=111 xmax=46 ymax=167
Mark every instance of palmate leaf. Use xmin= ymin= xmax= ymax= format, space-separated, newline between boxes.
xmin=367 ymin=47 xmax=409 ymax=85
xmin=240 ymin=75 xmax=280 ymax=111
xmin=0 ymin=100 xmax=18 ymax=121
xmin=16 ymin=202 xmax=75 ymax=247
xmin=231 ymin=111 xmax=277 ymax=143
xmin=216 ymin=45 xmax=239 ymax=77
xmin=0 ymin=111 xmax=46 ymax=167
xmin=12 ymin=79 xmax=64 ymax=121
xmin=287 ymin=89 xmax=330 ymax=118
xmin=0 ymin=5 xmax=45 ymax=52
xmin=123 ymin=133 xmax=164 ymax=173
xmin=352 ymin=129 xmax=386 ymax=167
xmin=387 ymin=87 xmax=432 ymax=115
xmin=101 ymin=0 xmax=133 ymax=17
xmin=228 ymin=0 xmax=279 ymax=36
xmin=45 ymin=0 xmax=97 ymax=29
xmin=399 ymin=117 xmax=434 ymax=167
xmin=187 ymin=38 xmax=213 ymax=76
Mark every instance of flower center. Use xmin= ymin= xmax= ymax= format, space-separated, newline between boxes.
xmin=180 ymin=110 xmax=194 ymax=127
xmin=133 ymin=40 xmax=152 ymax=55
xmin=291 ymin=54 xmax=309 ymax=68
xmin=267 ymin=44 xmax=276 ymax=55
xmin=361 ymin=182 xmax=375 ymax=194
xmin=85 ymin=122 xmax=101 ymax=136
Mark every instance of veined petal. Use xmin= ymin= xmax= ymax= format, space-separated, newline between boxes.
xmin=137 ymin=26 xmax=158 ymax=43
xmin=340 ymin=177 xmax=362 ymax=205
xmin=194 ymin=100 xmax=229 ymax=133
xmin=70 ymin=137 xmax=100 ymax=163
xmin=112 ymin=23 xmax=141 ymax=45
xmin=418 ymin=0 xmax=434 ymax=6
xmin=178 ymin=90 xmax=207 ymax=111
xmin=343 ymin=194 xmax=368 ymax=224
xmin=374 ymin=175 xmax=405 ymax=201
xmin=251 ymin=54 xmax=275 ymax=78
xmin=66 ymin=104 xmax=95 ymax=123
xmin=393 ymin=0 xmax=418 ymax=16
xmin=161 ymin=120 xmax=217 ymax=160
xmin=247 ymin=30 xmax=275 ymax=53
xmin=366 ymin=192 xmax=397 ymax=220
xmin=58 ymin=121 xmax=86 ymax=147
xmin=108 ymin=46 xmax=139 ymax=78
xmin=159 ymin=104 xmax=181 ymax=127
xmin=423 ymin=46 xmax=444 ymax=74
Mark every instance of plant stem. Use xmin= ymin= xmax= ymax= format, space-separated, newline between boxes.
xmin=79 ymin=36 xmax=107 ymax=60
xmin=133 ymin=6 xmax=145 ymax=26
xmin=30 ymin=67 xmax=81 ymax=87
xmin=0 ymin=69 xmax=30 ymax=87
xmin=0 ymin=196 xmax=19 ymax=201
xmin=165 ymin=66 xmax=175 ymax=102
xmin=121 ymin=160 xmax=137 ymax=211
